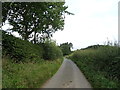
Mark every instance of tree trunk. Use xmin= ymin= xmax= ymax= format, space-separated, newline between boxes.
xmin=24 ymin=24 xmax=28 ymax=40
xmin=33 ymin=31 xmax=36 ymax=44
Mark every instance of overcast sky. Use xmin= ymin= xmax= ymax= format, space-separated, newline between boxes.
xmin=52 ymin=0 xmax=119 ymax=50
xmin=2 ymin=0 xmax=119 ymax=50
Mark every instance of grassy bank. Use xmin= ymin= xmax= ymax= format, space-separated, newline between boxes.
xmin=2 ymin=31 xmax=64 ymax=88
xmin=68 ymin=45 xmax=120 ymax=88
xmin=2 ymin=57 xmax=63 ymax=88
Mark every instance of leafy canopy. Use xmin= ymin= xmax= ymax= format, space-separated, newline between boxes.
xmin=2 ymin=2 xmax=73 ymax=43
xmin=59 ymin=42 xmax=73 ymax=56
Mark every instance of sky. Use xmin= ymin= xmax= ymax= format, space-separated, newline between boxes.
xmin=2 ymin=0 xmax=119 ymax=50
xmin=52 ymin=0 xmax=119 ymax=50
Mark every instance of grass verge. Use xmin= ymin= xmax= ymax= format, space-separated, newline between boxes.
xmin=2 ymin=57 xmax=63 ymax=88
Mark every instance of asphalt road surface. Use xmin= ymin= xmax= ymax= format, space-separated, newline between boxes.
xmin=42 ymin=58 xmax=92 ymax=88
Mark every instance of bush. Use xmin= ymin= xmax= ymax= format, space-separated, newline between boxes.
xmin=2 ymin=31 xmax=63 ymax=62
xmin=68 ymin=45 xmax=120 ymax=87
xmin=107 ymin=57 xmax=120 ymax=81
xmin=59 ymin=42 xmax=73 ymax=56
xmin=42 ymin=40 xmax=63 ymax=60
xmin=93 ymin=46 xmax=118 ymax=70
xmin=2 ymin=31 xmax=43 ymax=62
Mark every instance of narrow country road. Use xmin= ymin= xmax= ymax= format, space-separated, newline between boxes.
xmin=42 ymin=58 xmax=92 ymax=88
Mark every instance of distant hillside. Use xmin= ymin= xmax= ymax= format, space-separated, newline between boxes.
xmin=81 ymin=44 xmax=105 ymax=50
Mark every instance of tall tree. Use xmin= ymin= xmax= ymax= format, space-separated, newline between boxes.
xmin=2 ymin=2 xmax=73 ymax=43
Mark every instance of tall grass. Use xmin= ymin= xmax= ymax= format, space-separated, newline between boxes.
xmin=68 ymin=45 xmax=120 ymax=88
xmin=2 ymin=57 xmax=63 ymax=88
xmin=2 ymin=31 xmax=64 ymax=88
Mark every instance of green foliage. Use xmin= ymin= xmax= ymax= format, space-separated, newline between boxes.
xmin=81 ymin=44 xmax=104 ymax=50
xmin=68 ymin=45 xmax=120 ymax=88
xmin=43 ymin=40 xmax=63 ymax=60
xmin=2 ymin=31 xmax=64 ymax=88
xmin=2 ymin=31 xmax=43 ymax=62
xmin=2 ymin=31 xmax=63 ymax=62
xmin=59 ymin=42 xmax=73 ymax=56
xmin=106 ymin=57 xmax=120 ymax=81
xmin=2 ymin=57 xmax=63 ymax=88
xmin=93 ymin=46 xmax=118 ymax=71
xmin=2 ymin=2 xmax=73 ymax=43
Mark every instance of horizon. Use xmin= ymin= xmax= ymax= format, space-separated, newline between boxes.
xmin=2 ymin=0 xmax=119 ymax=50
xmin=52 ymin=0 xmax=119 ymax=50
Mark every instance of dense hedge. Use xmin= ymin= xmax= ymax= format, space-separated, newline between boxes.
xmin=69 ymin=46 xmax=120 ymax=81
xmin=2 ymin=31 xmax=44 ymax=62
xmin=43 ymin=40 xmax=63 ymax=60
xmin=2 ymin=31 xmax=63 ymax=62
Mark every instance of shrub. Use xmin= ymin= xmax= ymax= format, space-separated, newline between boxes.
xmin=42 ymin=40 xmax=63 ymax=60
xmin=59 ymin=42 xmax=73 ymax=56
xmin=107 ymin=57 xmax=120 ymax=81
xmin=2 ymin=31 xmax=63 ymax=62
xmin=68 ymin=45 xmax=120 ymax=85
xmin=2 ymin=31 xmax=43 ymax=62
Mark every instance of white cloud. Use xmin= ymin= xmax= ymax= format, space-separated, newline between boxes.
xmin=2 ymin=0 xmax=119 ymax=50
xmin=52 ymin=0 xmax=119 ymax=50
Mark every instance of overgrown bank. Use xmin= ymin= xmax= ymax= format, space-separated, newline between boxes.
xmin=2 ymin=57 xmax=63 ymax=88
xmin=68 ymin=45 xmax=120 ymax=88
xmin=2 ymin=31 xmax=63 ymax=62
xmin=2 ymin=31 xmax=63 ymax=88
